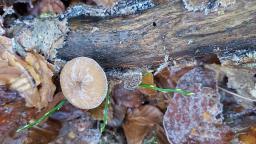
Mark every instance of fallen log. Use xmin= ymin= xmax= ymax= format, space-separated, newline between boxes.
xmin=12 ymin=0 xmax=256 ymax=69
xmin=57 ymin=0 xmax=256 ymax=68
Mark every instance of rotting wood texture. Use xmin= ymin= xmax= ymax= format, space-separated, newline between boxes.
xmin=11 ymin=0 xmax=256 ymax=69
xmin=57 ymin=0 xmax=256 ymax=68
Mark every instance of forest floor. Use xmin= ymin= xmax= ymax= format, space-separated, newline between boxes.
xmin=0 ymin=0 xmax=255 ymax=144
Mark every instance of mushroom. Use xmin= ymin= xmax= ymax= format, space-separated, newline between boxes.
xmin=60 ymin=57 xmax=108 ymax=109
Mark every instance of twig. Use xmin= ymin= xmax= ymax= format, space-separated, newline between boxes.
xmin=217 ymin=86 xmax=256 ymax=102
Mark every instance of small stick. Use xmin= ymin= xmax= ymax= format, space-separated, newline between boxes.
xmin=217 ymin=86 xmax=256 ymax=102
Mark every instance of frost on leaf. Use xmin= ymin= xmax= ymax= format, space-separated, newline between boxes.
xmin=163 ymin=67 xmax=233 ymax=144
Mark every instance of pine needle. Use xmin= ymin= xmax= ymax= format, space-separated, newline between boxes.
xmin=16 ymin=99 xmax=67 ymax=133
xmin=217 ymin=86 xmax=256 ymax=102
xmin=139 ymin=83 xmax=194 ymax=96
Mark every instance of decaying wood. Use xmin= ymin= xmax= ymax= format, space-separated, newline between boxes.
xmin=11 ymin=0 xmax=256 ymax=69
xmin=56 ymin=0 xmax=256 ymax=68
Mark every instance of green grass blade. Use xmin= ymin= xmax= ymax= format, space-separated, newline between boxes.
xmin=16 ymin=99 xmax=67 ymax=133
xmin=100 ymin=93 xmax=111 ymax=133
xmin=139 ymin=83 xmax=194 ymax=96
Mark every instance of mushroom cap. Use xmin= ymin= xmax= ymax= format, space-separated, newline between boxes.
xmin=60 ymin=57 xmax=108 ymax=109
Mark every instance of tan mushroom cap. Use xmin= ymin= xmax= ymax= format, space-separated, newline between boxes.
xmin=60 ymin=57 xmax=108 ymax=109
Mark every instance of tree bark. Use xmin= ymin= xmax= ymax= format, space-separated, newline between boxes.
xmin=14 ymin=0 xmax=256 ymax=69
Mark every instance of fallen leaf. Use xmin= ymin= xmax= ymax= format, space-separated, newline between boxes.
xmin=0 ymin=86 xmax=40 ymax=143
xmin=163 ymin=67 xmax=233 ymax=144
xmin=0 ymin=37 xmax=56 ymax=109
xmin=25 ymin=53 xmax=56 ymax=107
xmin=107 ymin=101 xmax=127 ymax=127
xmin=123 ymin=105 xmax=163 ymax=144
xmin=112 ymin=83 xmax=143 ymax=108
xmin=139 ymin=72 xmax=157 ymax=96
xmin=239 ymin=126 xmax=256 ymax=144
xmin=155 ymin=66 xmax=193 ymax=89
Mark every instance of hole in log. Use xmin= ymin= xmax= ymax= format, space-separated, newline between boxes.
xmin=152 ymin=22 xmax=156 ymax=27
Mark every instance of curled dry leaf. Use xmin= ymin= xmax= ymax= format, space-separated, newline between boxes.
xmin=0 ymin=37 xmax=56 ymax=109
xmin=122 ymin=105 xmax=164 ymax=144
xmin=155 ymin=66 xmax=193 ymax=91
xmin=60 ymin=57 xmax=108 ymax=109
xmin=163 ymin=67 xmax=233 ymax=144
xmin=25 ymin=53 xmax=56 ymax=107
xmin=0 ymin=60 xmax=22 ymax=86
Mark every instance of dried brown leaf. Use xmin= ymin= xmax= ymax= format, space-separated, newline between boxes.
xmin=25 ymin=53 xmax=56 ymax=107
xmin=139 ymin=72 xmax=157 ymax=96
xmin=123 ymin=105 xmax=163 ymax=144
xmin=238 ymin=126 xmax=256 ymax=144
xmin=0 ymin=60 xmax=21 ymax=85
xmin=0 ymin=38 xmax=56 ymax=109
xmin=155 ymin=66 xmax=193 ymax=88
xmin=112 ymin=83 xmax=143 ymax=108
xmin=107 ymin=100 xmax=127 ymax=127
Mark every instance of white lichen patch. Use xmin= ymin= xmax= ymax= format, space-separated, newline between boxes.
xmin=182 ymin=0 xmax=236 ymax=14
xmin=12 ymin=17 xmax=68 ymax=60
xmin=122 ymin=70 xmax=142 ymax=90
xmin=154 ymin=54 xmax=169 ymax=76
xmin=218 ymin=49 xmax=256 ymax=69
